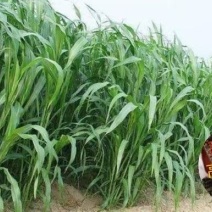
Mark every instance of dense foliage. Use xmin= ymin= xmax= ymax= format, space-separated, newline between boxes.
xmin=0 ymin=0 xmax=211 ymax=211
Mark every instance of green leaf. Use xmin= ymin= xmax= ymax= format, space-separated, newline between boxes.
xmin=73 ymin=4 xmax=81 ymax=19
xmin=107 ymin=102 xmax=137 ymax=134
xmin=113 ymin=56 xmax=141 ymax=68
xmin=116 ymin=139 xmax=129 ymax=177
xmin=106 ymin=92 xmax=127 ymax=122
xmin=0 ymin=168 xmax=22 ymax=212
xmin=65 ymin=37 xmax=88 ymax=68
xmin=169 ymin=86 xmax=194 ymax=110
xmin=148 ymin=95 xmax=157 ymax=130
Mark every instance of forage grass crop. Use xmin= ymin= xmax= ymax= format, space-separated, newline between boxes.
xmin=72 ymin=23 xmax=212 ymax=209
xmin=0 ymin=0 xmax=211 ymax=211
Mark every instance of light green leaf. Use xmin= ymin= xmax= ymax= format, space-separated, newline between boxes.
xmin=107 ymin=102 xmax=137 ymax=134
xmin=148 ymin=95 xmax=157 ymax=130
xmin=116 ymin=139 xmax=129 ymax=177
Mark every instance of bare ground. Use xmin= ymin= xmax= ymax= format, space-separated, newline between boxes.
xmin=24 ymin=183 xmax=212 ymax=212
xmin=19 ymin=182 xmax=212 ymax=212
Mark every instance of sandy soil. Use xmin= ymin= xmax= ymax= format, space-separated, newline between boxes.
xmin=24 ymin=183 xmax=212 ymax=212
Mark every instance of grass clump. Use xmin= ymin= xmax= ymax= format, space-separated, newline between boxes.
xmin=0 ymin=0 xmax=211 ymax=211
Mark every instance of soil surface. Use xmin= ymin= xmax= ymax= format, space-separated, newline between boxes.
xmin=22 ymin=183 xmax=212 ymax=212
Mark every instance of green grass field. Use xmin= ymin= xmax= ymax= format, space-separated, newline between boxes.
xmin=0 ymin=0 xmax=211 ymax=211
